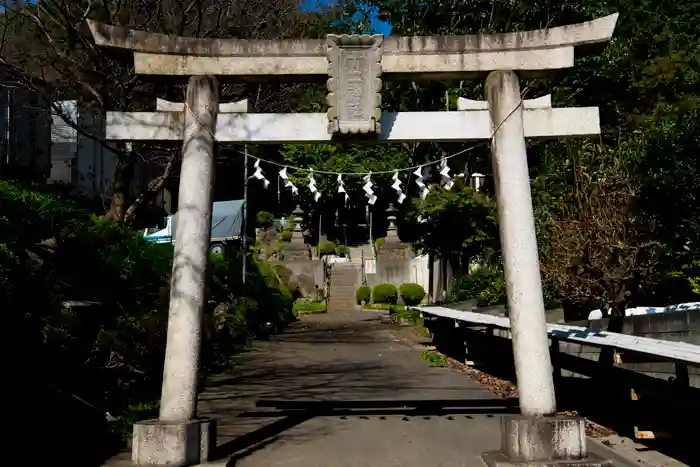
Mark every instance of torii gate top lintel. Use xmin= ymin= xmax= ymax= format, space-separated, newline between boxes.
xmin=86 ymin=13 xmax=618 ymax=77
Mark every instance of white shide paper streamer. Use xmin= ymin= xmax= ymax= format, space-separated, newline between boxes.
xmin=392 ymin=171 xmax=406 ymax=204
xmin=279 ymin=167 xmax=298 ymax=195
xmin=363 ymin=173 xmax=377 ymax=205
xmin=252 ymin=159 xmax=270 ymax=188
xmin=308 ymin=169 xmax=321 ymax=202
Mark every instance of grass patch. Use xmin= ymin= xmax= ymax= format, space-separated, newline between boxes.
xmin=293 ymin=301 xmax=327 ymax=315
xmin=363 ymin=303 xmax=404 ymax=312
xmin=420 ymin=350 xmax=447 ymax=368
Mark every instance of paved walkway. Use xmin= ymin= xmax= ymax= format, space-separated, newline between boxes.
xmin=199 ymin=309 xmax=507 ymax=467
xmin=104 ymin=309 xmax=647 ymax=467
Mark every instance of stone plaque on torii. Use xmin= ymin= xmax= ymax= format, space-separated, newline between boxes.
xmin=326 ymin=34 xmax=383 ymax=135
xmin=86 ymin=14 xmax=619 ymax=467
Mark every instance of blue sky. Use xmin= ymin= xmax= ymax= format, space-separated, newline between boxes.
xmin=301 ymin=0 xmax=393 ymax=36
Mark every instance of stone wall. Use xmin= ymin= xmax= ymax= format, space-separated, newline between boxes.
xmin=363 ymin=253 xmax=451 ymax=305
xmin=482 ymin=310 xmax=700 ymax=387
xmin=273 ymin=260 xmax=325 ymax=298
xmin=365 ymin=258 xmax=412 ymax=289
xmin=557 ymin=311 xmax=700 ymax=387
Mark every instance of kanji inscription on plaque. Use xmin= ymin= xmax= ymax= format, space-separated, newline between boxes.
xmin=326 ymin=34 xmax=383 ymax=135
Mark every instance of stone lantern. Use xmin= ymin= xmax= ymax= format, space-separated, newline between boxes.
xmin=292 ymin=205 xmax=305 ymax=234
xmin=386 ymin=203 xmax=398 ymax=238
xmin=286 ymin=205 xmax=310 ymax=260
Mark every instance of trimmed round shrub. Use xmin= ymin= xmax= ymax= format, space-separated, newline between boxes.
xmin=356 ymin=285 xmax=371 ymax=304
xmin=399 ymin=283 xmax=426 ymax=306
xmin=335 ymin=244 xmax=347 ymax=257
xmin=319 ymin=240 xmax=337 ymax=256
xmin=373 ymin=283 xmax=398 ymax=304
xmin=256 ymin=211 xmax=274 ymax=230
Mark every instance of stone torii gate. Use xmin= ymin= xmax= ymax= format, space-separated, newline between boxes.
xmin=87 ymin=14 xmax=618 ymax=467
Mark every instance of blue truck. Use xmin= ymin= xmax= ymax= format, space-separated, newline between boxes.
xmin=143 ymin=199 xmax=245 ymax=255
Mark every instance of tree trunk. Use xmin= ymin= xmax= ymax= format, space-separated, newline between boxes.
xmin=123 ymin=153 xmax=176 ymax=225
xmin=105 ymin=146 xmax=134 ymax=223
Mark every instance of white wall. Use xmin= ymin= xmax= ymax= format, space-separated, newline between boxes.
xmin=409 ymin=254 xmax=453 ymax=303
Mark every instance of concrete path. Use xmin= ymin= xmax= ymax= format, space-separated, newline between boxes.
xmin=199 ymin=309 xmax=507 ymax=467
xmin=103 ymin=309 xmax=648 ymax=467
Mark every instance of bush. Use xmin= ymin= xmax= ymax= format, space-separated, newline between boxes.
xmin=449 ymin=265 xmax=506 ymax=307
xmin=256 ymin=211 xmax=274 ymax=230
xmin=1 ymin=181 xmax=296 ymax=461
xmin=356 ymin=285 xmax=371 ymax=304
xmin=373 ymin=283 xmax=398 ymax=304
xmin=336 ymin=244 xmax=347 ymax=257
xmin=280 ymin=230 xmax=293 ymax=242
xmin=319 ymin=239 xmax=337 ymax=256
xmin=399 ymin=283 xmax=426 ymax=306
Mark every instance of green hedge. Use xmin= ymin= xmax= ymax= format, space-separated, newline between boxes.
xmin=356 ymin=285 xmax=371 ymax=304
xmin=399 ymin=283 xmax=426 ymax=306
xmin=256 ymin=211 xmax=274 ymax=229
xmin=319 ymin=239 xmax=337 ymax=256
xmin=449 ymin=265 xmax=506 ymax=306
xmin=373 ymin=283 xmax=398 ymax=304
xmin=1 ymin=181 xmax=294 ymax=463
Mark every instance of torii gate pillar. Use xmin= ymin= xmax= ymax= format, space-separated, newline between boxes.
xmin=483 ymin=71 xmax=599 ymax=466
xmin=132 ymin=76 xmax=220 ymax=467
xmin=486 ymin=70 xmax=557 ymax=418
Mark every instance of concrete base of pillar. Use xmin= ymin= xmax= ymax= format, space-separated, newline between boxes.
xmin=132 ymin=418 xmax=217 ymax=466
xmin=482 ymin=451 xmax=612 ymax=466
xmin=482 ymin=415 xmax=611 ymax=466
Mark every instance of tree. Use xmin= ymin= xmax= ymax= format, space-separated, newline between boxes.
xmin=410 ymin=182 xmax=499 ymax=275
xmin=367 ymin=0 xmax=700 ymax=313
xmin=537 ymin=143 xmax=661 ymax=319
xmin=633 ymin=109 xmax=700 ymax=304
xmin=0 ymin=0 xmax=327 ymax=223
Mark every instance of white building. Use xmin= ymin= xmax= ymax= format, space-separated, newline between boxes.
xmin=48 ymin=100 xmax=118 ymax=200
xmin=0 ymin=85 xmax=52 ymax=182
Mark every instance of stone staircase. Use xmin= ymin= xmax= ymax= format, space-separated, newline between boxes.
xmin=328 ymin=262 xmax=361 ymax=312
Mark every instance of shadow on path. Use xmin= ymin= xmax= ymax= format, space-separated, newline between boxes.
xmin=197 ymin=311 xmax=511 ymax=467
xmin=215 ymin=398 xmax=520 ymax=465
